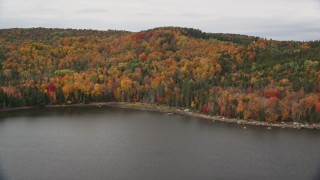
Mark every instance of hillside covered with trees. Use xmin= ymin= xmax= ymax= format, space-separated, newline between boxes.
xmin=1 ymin=27 xmax=320 ymax=123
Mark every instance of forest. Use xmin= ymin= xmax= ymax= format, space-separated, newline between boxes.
xmin=0 ymin=27 xmax=320 ymax=123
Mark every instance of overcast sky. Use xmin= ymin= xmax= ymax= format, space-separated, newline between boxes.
xmin=0 ymin=0 xmax=319 ymax=40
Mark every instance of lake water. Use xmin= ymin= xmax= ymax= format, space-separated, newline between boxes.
xmin=0 ymin=106 xmax=319 ymax=180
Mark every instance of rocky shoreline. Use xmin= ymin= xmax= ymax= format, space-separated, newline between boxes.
xmin=1 ymin=102 xmax=320 ymax=130
xmin=102 ymin=102 xmax=320 ymax=130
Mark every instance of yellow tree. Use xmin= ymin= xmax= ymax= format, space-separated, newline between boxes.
xmin=120 ymin=77 xmax=132 ymax=101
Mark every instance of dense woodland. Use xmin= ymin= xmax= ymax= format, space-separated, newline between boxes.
xmin=1 ymin=27 xmax=320 ymax=123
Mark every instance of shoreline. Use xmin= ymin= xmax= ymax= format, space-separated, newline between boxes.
xmin=1 ymin=102 xmax=320 ymax=130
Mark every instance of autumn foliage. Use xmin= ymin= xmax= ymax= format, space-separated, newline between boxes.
xmin=1 ymin=27 xmax=320 ymax=123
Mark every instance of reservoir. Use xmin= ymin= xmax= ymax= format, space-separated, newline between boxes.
xmin=0 ymin=106 xmax=319 ymax=179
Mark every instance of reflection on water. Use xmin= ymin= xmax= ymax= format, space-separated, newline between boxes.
xmin=0 ymin=106 xmax=320 ymax=180
xmin=0 ymin=165 xmax=7 ymax=180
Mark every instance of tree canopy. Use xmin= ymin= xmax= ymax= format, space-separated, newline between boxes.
xmin=1 ymin=27 xmax=320 ymax=123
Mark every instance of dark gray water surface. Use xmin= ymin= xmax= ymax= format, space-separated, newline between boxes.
xmin=0 ymin=106 xmax=319 ymax=180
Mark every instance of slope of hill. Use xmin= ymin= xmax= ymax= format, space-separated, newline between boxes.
xmin=1 ymin=27 xmax=320 ymax=123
